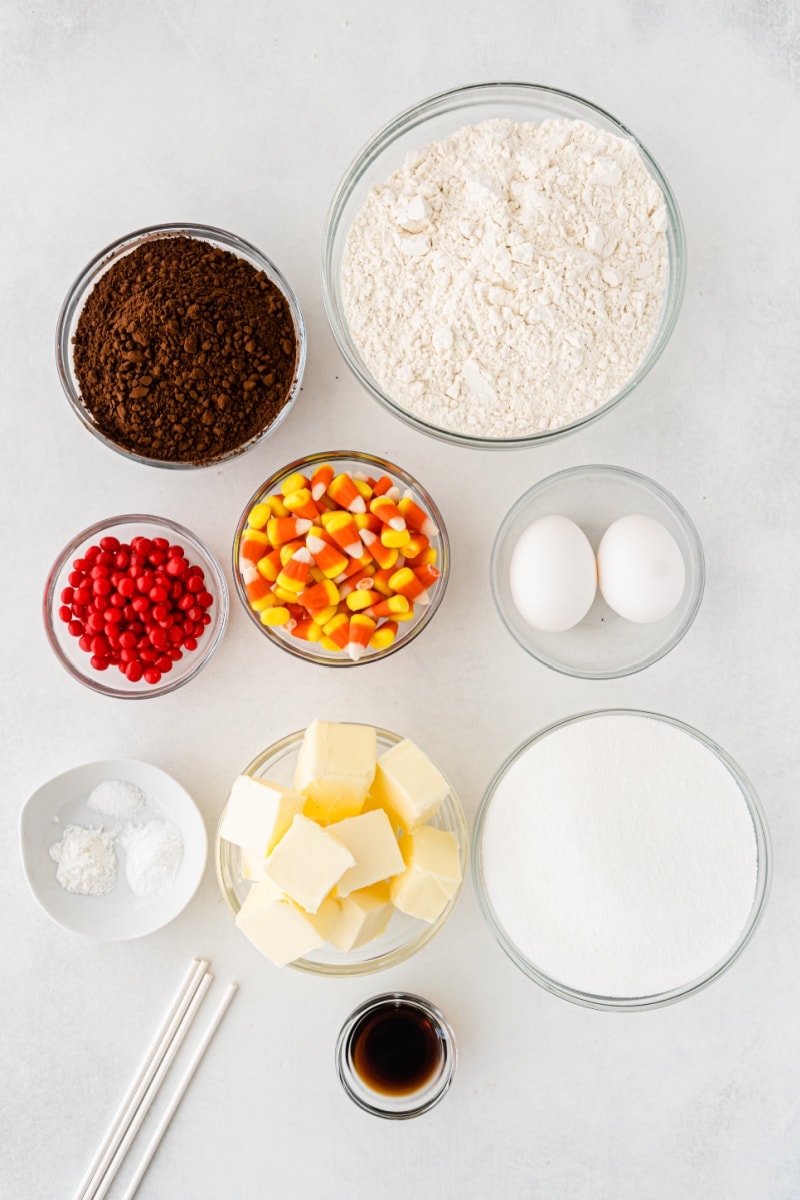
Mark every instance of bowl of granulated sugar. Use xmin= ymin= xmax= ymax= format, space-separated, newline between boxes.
xmin=473 ymin=710 xmax=770 ymax=1010
xmin=322 ymin=83 xmax=685 ymax=449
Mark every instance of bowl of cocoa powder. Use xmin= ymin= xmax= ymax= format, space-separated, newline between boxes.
xmin=56 ymin=223 xmax=306 ymax=468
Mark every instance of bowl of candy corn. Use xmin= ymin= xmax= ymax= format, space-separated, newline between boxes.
xmin=231 ymin=452 xmax=449 ymax=665
xmin=44 ymin=514 xmax=229 ymax=698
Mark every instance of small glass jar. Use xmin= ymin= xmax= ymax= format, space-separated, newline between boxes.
xmin=336 ymin=993 xmax=457 ymax=1118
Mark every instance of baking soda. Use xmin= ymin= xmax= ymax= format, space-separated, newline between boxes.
xmin=480 ymin=713 xmax=759 ymax=997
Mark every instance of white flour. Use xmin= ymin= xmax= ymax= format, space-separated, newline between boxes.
xmin=342 ymin=118 xmax=668 ymax=438
xmin=481 ymin=714 xmax=758 ymax=997
xmin=49 ymin=825 xmax=117 ymax=896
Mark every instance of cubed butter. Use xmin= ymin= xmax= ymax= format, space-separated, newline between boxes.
xmin=329 ymin=809 xmax=405 ymax=897
xmin=219 ymin=776 xmax=305 ymax=854
xmin=389 ymin=826 xmax=462 ymax=923
xmin=240 ymin=845 xmax=270 ymax=882
xmin=235 ymin=877 xmax=337 ymax=967
xmin=265 ymin=813 xmax=354 ymax=913
xmin=328 ymin=882 xmax=394 ymax=951
xmin=294 ymin=720 xmax=376 ymax=822
xmin=370 ymin=738 xmax=450 ymax=831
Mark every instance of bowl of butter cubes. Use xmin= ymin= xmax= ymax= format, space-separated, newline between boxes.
xmin=215 ymin=720 xmax=467 ymax=974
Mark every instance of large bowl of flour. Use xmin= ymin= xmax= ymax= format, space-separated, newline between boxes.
xmin=472 ymin=710 xmax=771 ymax=1010
xmin=322 ymin=83 xmax=686 ymax=448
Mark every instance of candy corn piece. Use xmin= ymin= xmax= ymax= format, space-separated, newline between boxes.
xmin=326 ymin=511 xmax=364 ymax=559
xmin=322 ymin=612 xmax=350 ymax=651
xmin=276 ymin=547 xmax=313 ymax=594
xmin=246 ymin=502 xmax=272 ymax=531
xmin=306 ymin=532 xmax=348 ymax=579
xmin=354 ymin=512 xmax=381 ymax=533
xmin=399 ymin=491 xmax=438 ymax=537
xmin=336 ymin=554 xmax=374 ymax=584
xmin=353 ymin=477 xmax=374 ymax=502
xmin=346 ymin=589 xmax=381 ymax=613
xmin=265 ymin=494 xmax=290 ymax=518
xmin=279 ymin=471 xmax=310 ymax=496
xmin=283 ymin=487 xmax=320 ymax=521
xmin=380 ymin=526 xmax=410 ymax=550
xmin=388 ymin=566 xmax=431 ymax=605
xmin=245 ymin=574 xmax=273 ymax=605
xmin=256 ymin=548 xmax=282 ymax=582
xmin=337 ymin=566 xmax=375 ymax=598
xmin=413 ymin=563 xmax=441 ymax=590
xmin=370 ymin=620 xmax=398 ymax=650
xmin=297 ymin=579 xmax=340 ymax=610
xmin=371 ymin=567 xmax=395 ymax=597
xmin=402 ymin=533 xmax=430 ymax=563
xmin=311 ymin=462 xmax=335 ymax=501
xmin=308 ymin=603 xmax=338 ymax=627
xmin=260 ymin=605 xmax=291 ymax=626
xmin=372 ymin=475 xmax=395 ymax=497
xmin=267 ymin=516 xmax=312 ymax=547
xmin=363 ymin=594 xmax=410 ymax=620
xmin=328 ymin=472 xmax=367 ymax=514
xmin=279 ymin=539 xmax=305 ymax=565
xmin=370 ymin=495 xmax=406 ymax=532
xmin=359 ymin=528 xmax=398 ymax=571
xmin=347 ymin=614 xmax=376 ymax=661
xmin=289 ymin=618 xmax=322 ymax=643
xmin=240 ymin=528 xmax=270 ymax=563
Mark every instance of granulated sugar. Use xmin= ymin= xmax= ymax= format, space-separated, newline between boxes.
xmin=480 ymin=713 xmax=758 ymax=998
xmin=342 ymin=119 xmax=667 ymax=439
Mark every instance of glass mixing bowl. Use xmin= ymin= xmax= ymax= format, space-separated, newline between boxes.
xmin=215 ymin=725 xmax=467 ymax=976
xmin=44 ymin=514 xmax=228 ymax=699
xmin=322 ymin=82 xmax=686 ymax=449
xmin=56 ymin=222 xmax=306 ymax=469
xmin=231 ymin=451 xmax=449 ymax=667
xmin=472 ymin=710 xmax=771 ymax=1011
xmin=491 ymin=464 xmax=705 ymax=679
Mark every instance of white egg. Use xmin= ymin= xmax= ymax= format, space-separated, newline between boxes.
xmin=509 ymin=515 xmax=597 ymax=633
xmin=597 ymin=514 xmax=686 ymax=623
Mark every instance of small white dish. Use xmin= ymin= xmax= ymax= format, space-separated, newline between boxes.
xmin=20 ymin=758 xmax=208 ymax=940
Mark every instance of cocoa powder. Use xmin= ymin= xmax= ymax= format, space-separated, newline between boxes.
xmin=72 ymin=235 xmax=299 ymax=465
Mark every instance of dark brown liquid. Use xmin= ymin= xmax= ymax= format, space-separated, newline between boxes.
xmin=351 ymin=1002 xmax=443 ymax=1097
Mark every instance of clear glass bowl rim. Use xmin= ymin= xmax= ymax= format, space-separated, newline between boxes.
xmin=335 ymin=991 xmax=457 ymax=1118
xmin=472 ymin=707 xmax=772 ymax=1011
xmin=230 ymin=450 xmax=450 ymax=667
xmin=321 ymin=80 xmax=687 ymax=450
xmin=43 ymin=513 xmax=229 ymax=699
xmin=214 ymin=724 xmax=468 ymax=975
xmin=490 ymin=463 xmax=706 ymax=679
xmin=55 ymin=221 xmax=307 ymax=470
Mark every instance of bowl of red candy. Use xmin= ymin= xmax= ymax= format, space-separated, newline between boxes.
xmin=44 ymin=514 xmax=229 ymax=698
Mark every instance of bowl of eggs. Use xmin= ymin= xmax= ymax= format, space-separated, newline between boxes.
xmin=490 ymin=465 xmax=705 ymax=679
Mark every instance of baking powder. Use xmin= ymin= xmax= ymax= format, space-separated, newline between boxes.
xmin=342 ymin=119 xmax=668 ymax=438
xmin=480 ymin=714 xmax=758 ymax=997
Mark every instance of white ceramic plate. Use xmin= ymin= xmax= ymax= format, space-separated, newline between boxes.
xmin=20 ymin=758 xmax=208 ymax=940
